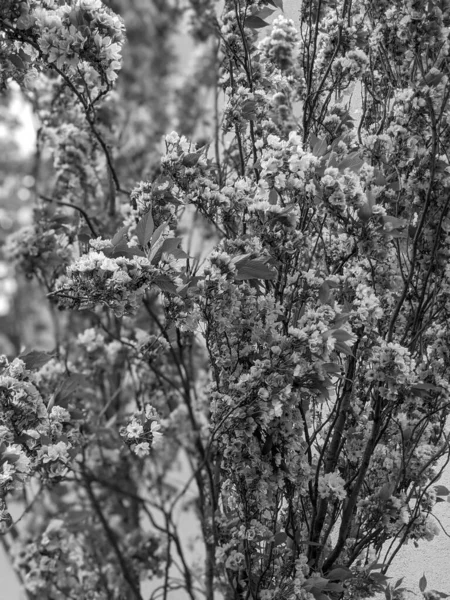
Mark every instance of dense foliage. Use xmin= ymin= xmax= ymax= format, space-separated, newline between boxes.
xmin=1 ymin=0 xmax=450 ymax=598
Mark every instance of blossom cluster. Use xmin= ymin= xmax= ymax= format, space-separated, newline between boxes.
xmin=259 ymin=15 xmax=300 ymax=75
xmin=54 ymin=249 xmax=158 ymax=316
xmin=365 ymin=341 xmax=417 ymax=390
xmin=12 ymin=0 xmax=125 ymax=90
xmin=0 ymin=357 xmax=81 ymax=529
xmin=119 ymin=405 xmax=163 ymax=458
xmin=15 ymin=516 xmax=163 ymax=599
xmin=4 ymin=221 xmax=74 ymax=283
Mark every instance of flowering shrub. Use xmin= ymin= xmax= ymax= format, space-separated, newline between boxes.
xmin=1 ymin=0 xmax=450 ymax=599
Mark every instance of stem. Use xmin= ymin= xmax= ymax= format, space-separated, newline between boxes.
xmin=40 ymin=195 xmax=99 ymax=237
xmin=83 ymin=472 xmax=144 ymax=600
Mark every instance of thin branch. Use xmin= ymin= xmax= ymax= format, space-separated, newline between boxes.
xmin=82 ymin=470 xmax=144 ymax=600
xmin=40 ymin=195 xmax=99 ymax=237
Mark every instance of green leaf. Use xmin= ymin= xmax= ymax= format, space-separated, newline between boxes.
xmin=151 ymin=237 xmax=183 ymax=265
xmin=378 ymin=481 xmax=395 ymax=502
xmin=423 ymin=72 xmax=444 ymax=87
xmin=315 ymin=381 xmax=331 ymax=401
xmin=369 ymin=572 xmax=390 ymax=584
xmin=357 ymin=203 xmax=372 ymax=222
xmin=413 ymin=383 xmax=440 ymax=392
xmin=318 ymin=281 xmax=331 ymax=304
xmin=257 ymin=7 xmax=276 ymax=18
xmin=110 ymin=242 xmax=145 ymax=259
xmin=68 ymin=8 xmax=89 ymax=27
xmin=435 ymin=485 xmax=450 ymax=496
xmin=241 ymin=99 xmax=257 ymax=120
xmin=311 ymin=135 xmax=328 ymax=157
xmin=333 ymin=312 xmax=350 ymax=328
xmin=19 ymin=350 xmax=54 ymax=370
xmin=1 ymin=452 xmax=21 ymax=465
xmin=136 ymin=211 xmax=154 ymax=247
xmin=111 ymin=226 xmax=129 ymax=247
xmin=334 ymin=341 xmax=354 ymax=356
xmin=305 ymin=576 xmax=329 ymax=591
xmin=168 ymin=248 xmax=189 ymax=260
xmin=410 ymin=383 xmax=440 ymax=398
xmin=322 ymin=363 xmax=343 ymax=374
xmin=267 ymin=188 xmax=279 ymax=206
xmin=338 ymin=152 xmax=364 ymax=173
xmin=244 ymin=15 xmax=270 ymax=28
xmin=151 ymin=222 xmax=169 ymax=246
xmin=419 ymin=574 xmax=427 ymax=593
xmin=367 ymin=562 xmax=387 ymax=572
xmin=374 ymin=168 xmax=386 ymax=186
xmin=324 ymin=582 xmax=344 ymax=593
xmin=8 ymin=54 xmax=26 ymax=70
xmin=153 ymin=275 xmax=178 ymax=294
xmin=234 ymin=257 xmax=276 ymax=280
xmin=330 ymin=329 xmax=355 ymax=343
xmin=77 ymin=226 xmax=92 ymax=244
xmin=326 ymin=567 xmax=353 ymax=582
xmin=160 ymin=238 xmax=183 ymax=256
xmin=327 ymin=151 xmax=339 ymax=168
xmin=54 ymin=374 xmax=87 ymax=406
xmin=273 ymin=531 xmax=287 ymax=546
xmin=182 ymin=151 xmax=203 ymax=167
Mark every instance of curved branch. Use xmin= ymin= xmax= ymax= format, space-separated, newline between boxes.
xmin=40 ymin=195 xmax=99 ymax=237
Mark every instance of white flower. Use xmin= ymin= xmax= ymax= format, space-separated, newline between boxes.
xmin=126 ymin=421 xmax=144 ymax=438
xmin=225 ymin=550 xmax=245 ymax=571
xmin=77 ymin=328 xmax=104 ymax=352
xmin=89 ymin=237 xmax=112 ymax=251
xmin=267 ymin=135 xmax=283 ymax=149
xmin=318 ymin=472 xmax=347 ymax=501
xmin=144 ymin=405 xmax=158 ymax=420
xmin=288 ymin=154 xmax=302 ymax=172
xmin=99 ymin=256 xmax=119 ymax=272
xmin=133 ymin=442 xmax=150 ymax=458
xmin=8 ymin=445 xmax=31 ymax=473
xmin=111 ymin=270 xmax=132 ymax=284
xmin=8 ymin=359 xmax=26 ymax=378
xmin=0 ymin=463 xmax=14 ymax=485
xmin=41 ymin=441 xmax=70 ymax=463
xmin=150 ymin=421 xmax=163 ymax=440
xmin=166 ymin=131 xmax=179 ymax=145
xmin=288 ymin=131 xmax=303 ymax=146
xmin=50 ymin=406 xmax=70 ymax=423
xmin=371 ymin=204 xmax=387 ymax=216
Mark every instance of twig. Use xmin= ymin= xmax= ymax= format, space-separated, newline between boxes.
xmin=82 ymin=470 xmax=144 ymax=600
xmin=40 ymin=195 xmax=99 ymax=238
